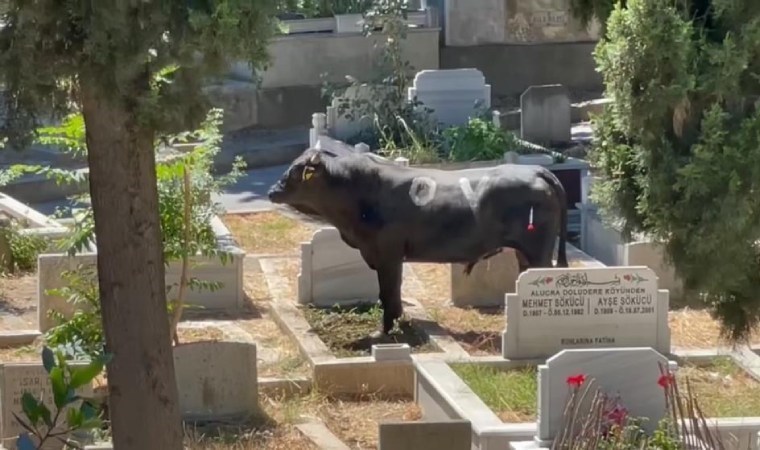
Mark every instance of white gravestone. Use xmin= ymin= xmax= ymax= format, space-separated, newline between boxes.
xmin=503 ymin=266 xmax=670 ymax=360
xmin=297 ymin=227 xmax=380 ymax=307
xmin=0 ymin=363 xmax=93 ymax=450
xmin=451 ymin=249 xmax=520 ymax=308
xmin=408 ymin=69 xmax=491 ymax=127
xmin=520 ymin=84 xmax=571 ymax=146
xmin=511 ymin=348 xmax=677 ymax=449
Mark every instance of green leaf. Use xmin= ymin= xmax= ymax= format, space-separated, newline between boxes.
xmin=41 ymin=347 xmax=56 ymax=374
xmin=66 ymin=406 xmax=83 ymax=429
xmin=20 ymin=392 xmax=40 ymax=426
xmin=49 ymin=367 xmax=67 ymax=409
xmin=69 ymin=359 xmax=104 ymax=390
xmin=38 ymin=402 xmax=53 ymax=429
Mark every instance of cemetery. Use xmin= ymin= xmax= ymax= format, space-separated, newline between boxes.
xmin=0 ymin=0 xmax=758 ymax=449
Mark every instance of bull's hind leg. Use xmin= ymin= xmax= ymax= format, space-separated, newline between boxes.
xmin=376 ymin=260 xmax=404 ymax=335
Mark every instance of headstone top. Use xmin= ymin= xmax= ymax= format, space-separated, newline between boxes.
xmin=520 ymin=84 xmax=571 ymax=146
xmin=409 ymin=68 xmax=491 ymax=127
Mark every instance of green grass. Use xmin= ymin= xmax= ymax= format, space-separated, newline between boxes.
xmin=450 ymin=363 xmax=537 ymax=422
xmin=302 ymin=303 xmax=435 ymax=357
xmin=452 ymin=357 xmax=760 ymax=423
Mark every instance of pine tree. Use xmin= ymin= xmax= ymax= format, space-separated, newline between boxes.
xmin=0 ymin=2 xmax=280 ymax=448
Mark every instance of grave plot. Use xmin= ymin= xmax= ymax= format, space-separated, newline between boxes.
xmin=222 ymin=210 xmax=319 ymax=255
xmin=415 ymin=347 xmax=760 ymax=450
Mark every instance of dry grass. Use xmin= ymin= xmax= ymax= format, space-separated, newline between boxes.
xmin=177 ymin=326 xmax=225 ymax=343
xmin=262 ymin=391 xmax=421 ymax=450
xmin=0 ymin=342 xmax=41 ymax=363
xmin=183 ymin=423 xmax=317 ymax=450
xmin=223 ymin=211 xmax=317 ymax=255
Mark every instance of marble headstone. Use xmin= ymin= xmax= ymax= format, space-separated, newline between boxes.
xmin=409 ymin=69 xmax=491 ymax=127
xmin=536 ymin=348 xmax=676 ymax=444
xmin=451 ymin=249 xmax=519 ymax=308
xmin=297 ymin=227 xmax=379 ymax=307
xmin=520 ymin=84 xmax=571 ymax=146
xmin=503 ymin=266 xmax=670 ymax=359
xmin=0 ymin=363 xmax=93 ymax=450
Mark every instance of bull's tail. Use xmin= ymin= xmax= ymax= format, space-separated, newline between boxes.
xmin=538 ymin=169 xmax=568 ymax=268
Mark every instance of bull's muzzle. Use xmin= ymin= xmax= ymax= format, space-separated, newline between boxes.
xmin=267 ymin=182 xmax=286 ymax=203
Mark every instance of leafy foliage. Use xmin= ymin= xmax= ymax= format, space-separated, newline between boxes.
xmin=40 ymin=108 xmax=243 ymax=357
xmin=0 ymin=0 xmax=282 ymax=148
xmin=589 ymin=0 xmax=760 ymax=341
xmin=15 ymin=347 xmax=109 ymax=450
xmin=442 ymin=117 xmax=522 ymax=162
xmin=45 ymin=266 xmax=104 ymax=361
xmin=0 ymin=224 xmax=49 ymax=273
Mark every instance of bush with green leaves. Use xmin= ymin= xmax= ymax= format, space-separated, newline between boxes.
xmin=15 ymin=347 xmax=108 ymax=450
xmin=45 ymin=266 xmax=104 ymax=361
xmin=588 ymin=0 xmax=760 ymax=341
xmin=38 ymin=108 xmax=244 ymax=357
xmin=278 ymin=0 xmax=374 ymax=17
xmin=442 ymin=117 xmax=522 ymax=162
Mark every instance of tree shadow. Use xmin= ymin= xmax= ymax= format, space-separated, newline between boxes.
xmin=179 ymin=294 xmax=266 ymax=321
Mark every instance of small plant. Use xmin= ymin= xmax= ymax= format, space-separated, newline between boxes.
xmin=442 ymin=117 xmax=522 ymax=162
xmin=45 ymin=266 xmax=104 ymax=361
xmin=0 ymin=222 xmax=49 ymax=273
xmin=14 ymin=346 xmax=109 ymax=450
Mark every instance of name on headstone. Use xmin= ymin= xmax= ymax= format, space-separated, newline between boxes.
xmin=0 ymin=363 xmax=93 ymax=450
xmin=503 ymin=267 xmax=670 ymax=359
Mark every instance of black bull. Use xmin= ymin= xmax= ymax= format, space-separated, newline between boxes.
xmin=268 ymin=148 xmax=568 ymax=334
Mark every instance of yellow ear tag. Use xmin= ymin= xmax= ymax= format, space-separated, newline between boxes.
xmin=302 ymin=166 xmax=315 ymax=181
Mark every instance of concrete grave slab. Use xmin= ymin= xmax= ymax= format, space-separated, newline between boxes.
xmin=0 ymin=362 xmax=93 ymax=450
xmin=409 ymin=69 xmax=491 ymax=126
xmin=520 ymin=85 xmax=571 ymax=146
xmin=173 ymin=341 xmax=259 ymax=421
xmin=451 ymin=249 xmax=519 ymax=308
xmin=378 ymin=420 xmax=471 ymax=450
xmin=503 ymin=266 xmax=670 ymax=360
xmin=297 ymin=227 xmax=379 ymax=307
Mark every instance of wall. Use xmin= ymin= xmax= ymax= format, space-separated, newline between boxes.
xmin=440 ymin=42 xmax=602 ymax=97
xmin=210 ymin=28 xmax=440 ymax=131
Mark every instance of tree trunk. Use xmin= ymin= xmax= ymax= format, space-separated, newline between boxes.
xmin=81 ymin=80 xmax=184 ymax=450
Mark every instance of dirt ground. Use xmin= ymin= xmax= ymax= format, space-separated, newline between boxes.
xmin=223 ymin=211 xmax=318 ymax=255
xmin=262 ymin=391 xmax=421 ymax=450
xmin=223 ymin=211 xmax=760 ymax=354
xmin=0 ymin=272 xmax=38 ymax=331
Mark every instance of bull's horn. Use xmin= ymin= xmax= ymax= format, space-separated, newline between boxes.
xmin=309 ymin=152 xmax=322 ymax=165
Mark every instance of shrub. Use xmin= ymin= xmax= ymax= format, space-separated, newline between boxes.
xmin=442 ymin=117 xmax=522 ymax=162
xmin=588 ymin=0 xmax=760 ymax=341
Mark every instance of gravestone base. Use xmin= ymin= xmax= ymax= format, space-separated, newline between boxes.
xmin=510 ymin=441 xmax=548 ymax=450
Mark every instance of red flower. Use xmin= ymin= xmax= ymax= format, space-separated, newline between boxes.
xmin=657 ymin=373 xmax=675 ymax=388
xmin=545 ymin=277 xmax=553 ymax=283
xmin=566 ymin=374 xmax=586 ymax=388
xmin=623 ymin=274 xmax=632 ymax=282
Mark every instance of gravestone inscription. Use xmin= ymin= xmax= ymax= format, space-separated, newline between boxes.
xmin=0 ymin=363 xmax=93 ymax=450
xmin=503 ymin=266 xmax=670 ymax=359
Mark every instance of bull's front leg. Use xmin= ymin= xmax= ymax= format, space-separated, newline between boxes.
xmin=376 ymin=260 xmax=404 ymax=335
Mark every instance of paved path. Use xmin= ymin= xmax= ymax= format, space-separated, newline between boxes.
xmin=29 ymin=124 xmax=593 ymax=216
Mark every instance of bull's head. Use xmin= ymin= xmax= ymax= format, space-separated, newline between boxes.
xmin=268 ymin=148 xmax=330 ymax=207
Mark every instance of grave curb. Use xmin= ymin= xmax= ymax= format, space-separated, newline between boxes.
xmin=295 ymin=417 xmax=352 ymax=450
xmin=0 ymin=331 xmax=41 ymax=347
xmin=259 ymin=256 xmax=471 ymax=396
xmin=35 ymin=215 xmax=246 ymax=333
xmin=413 ymin=347 xmax=760 ymax=450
